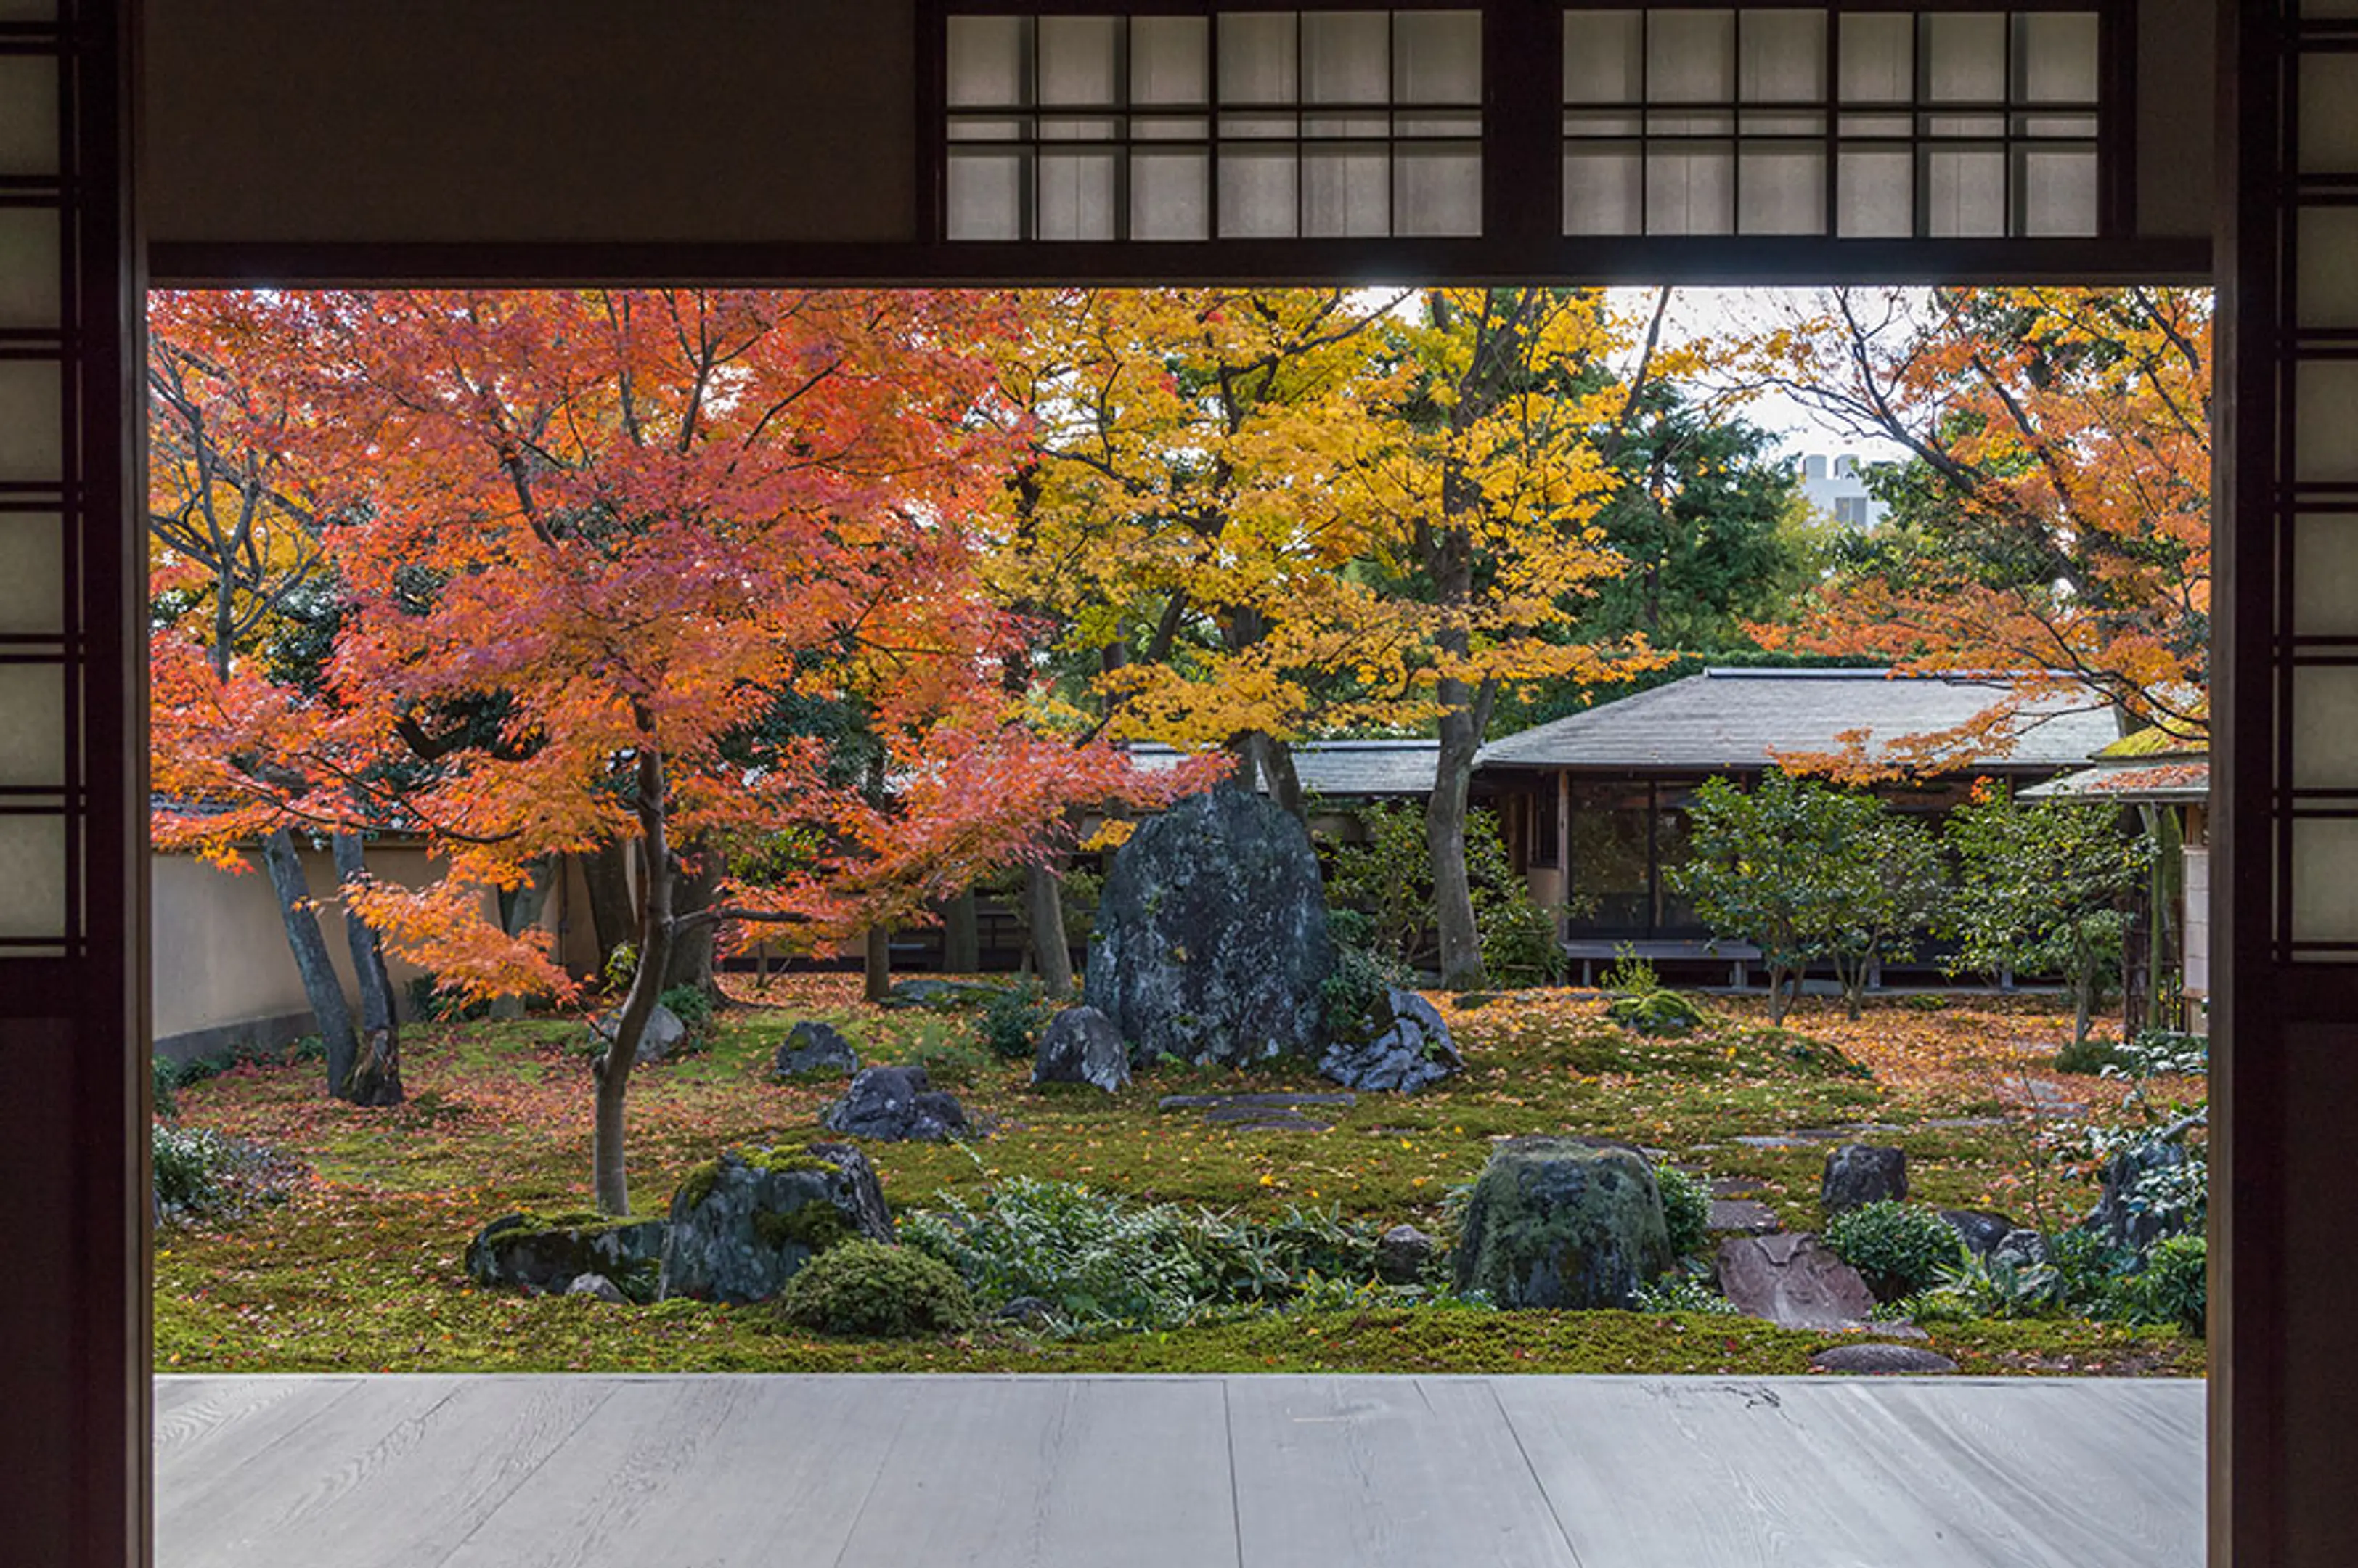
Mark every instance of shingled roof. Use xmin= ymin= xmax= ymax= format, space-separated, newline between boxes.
xmin=1126 ymin=738 xmax=1439 ymax=798
xmin=1473 ymin=668 xmax=2121 ymax=773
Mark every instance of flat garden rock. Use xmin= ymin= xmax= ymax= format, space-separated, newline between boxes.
xmin=773 ymin=1020 xmax=860 ymax=1081
xmin=1811 ymin=1343 xmax=1958 ymax=1375
xmin=658 ymin=1142 xmax=892 ymax=1304
xmin=1453 ymin=1137 xmax=1673 ymax=1310
xmin=465 ymin=1212 xmax=667 ymax=1298
xmin=1202 ymin=1106 xmax=1333 ymax=1131
xmin=881 ymin=977 xmax=1007 ymax=1010
xmin=1706 ymin=1199 xmax=1784 ymax=1236
xmin=822 ymin=1064 xmax=975 ymax=1143
xmin=1032 ymin=1005 xmax=1130 ymax=1093
xmin=1084 ymin=785 xmax=1335 ymax=1068
xmin=1716 ymin=1232 xmax=1877 ymax=1331
xmin=1158 ymin=1092 xmax=1356 ymax=1111
xmin=1821 ymin=1144 xmax=1908 ymax=1215
xmin=1318 ymin=989 xmax=1461 ymax=1093
xmin=1710 ymin=1177 xmax=1769 ymax=1199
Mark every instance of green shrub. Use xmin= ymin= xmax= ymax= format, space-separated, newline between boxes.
xmin=2108 ymin=1233 xmax=2206 ymax=1334
xmin=1823 ymin=1201 xmax=1966 ymax=1300
xmin=602 ymin=942 xmax=639 ymax=994
xmin=1607 ymin=989 xmax=1707 ymax=1037
xmin=152 ymin=1124 xmax=299 ymax=1223
xmin=902 ymin=1175 xmax=1381 ymax=1334
xmin=978 ymin=979 xmax=1055 ymax=1061
xmin=904 ymin=1024 xmax=990 ymax=1089
xmin=658 ymin=984 xmax=715 ymax=1037
xmin=778 ymin=1240 xmax=976 ymax=1337
xmin=406 ymin=975 xmax=488 ymax=1022
xmin=2053 ymin=1035 xmax=2132 ymax=1076
xmin=151 ymin=1057 xmax=179 ymax=1120
xmin=1321 ymin=940 xmax=1409 ymax=1042
xmin=1479 ymin=891 xmax=1567 ymax=989
xmin=1631 ymin=1274 xmax=1739 ymax=1315
xmin=1655 ymin=1164 xmax=1712 ymax=1259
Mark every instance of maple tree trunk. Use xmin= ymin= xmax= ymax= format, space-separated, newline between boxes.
xmin=943 ymin=890 xmax=980 ymax=975
xmin=489 ymin=857 xmax=553 ymax=1021
xmin=1767 ymin=963 xmax=1792 ymax=1026
xmin=594 ymin=748 xmax=672 ymax=1217
xmin=1426 ymin=671 xmax=1489 ymax=992
xmin=580 ymin=841 xmax=637 ymax=976
xmin=258 ymin=827 xmax=360 ymax=1097
xmin=1025 ymin=859 xmax=1073 ymax=1000
xmin=864 ymin=926 xmax=892 ymax=1003
xmin=330 ymin=832 xmax=403 ymax=1106
xmin=1237 ymin=732 xmax=1306 ymax=821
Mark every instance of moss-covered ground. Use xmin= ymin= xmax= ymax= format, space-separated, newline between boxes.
xmin=154 ymin=976 xmax=2202 ymax=1378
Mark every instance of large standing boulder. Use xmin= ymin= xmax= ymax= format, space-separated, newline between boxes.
xmin=775 ymin=1020 xmax=860 ymax=1081
xmin=1715 ymin=1233 xmax=1877 ymax=1331
xmin=658 ymin=1142 xmax=893 ymax=1304
xmin=1319 ymin=987 xmax=1461 ymax=1093
xmin=1821 ymin=1144 xmax=1909 ymax=1216
xmin=1452 ymin=1138 xmax=1673 ymax=1309
xmin=823 ymin=1064 xmax=974 ymax=1142
xmin=1032 ymin=1005 xmax=1130 ymax=1093
xmin=1084 ymin=785 xmax=1335 ymax=1068
xmin=592 ymin=1003 xmax=688 ymax=1065
xmin=465 ymin=1211 xmax=668 ymax=1299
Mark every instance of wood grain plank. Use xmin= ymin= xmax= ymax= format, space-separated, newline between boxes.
xmin=160 ymin=1375 xmax=611 ymax=1568
xmin=153 ymin=1376 xmax=362 ymax=1461
xmin=1225 ymin=1376 xmax=1578 ymax=1568
xmin=831 ymin=1376 xmax=1237 ymax=1568
xmin=436 ymin=1374 xmax=917 ymax=1568
xmin=1493 ymin=1376 xmax=2203 ymax=1568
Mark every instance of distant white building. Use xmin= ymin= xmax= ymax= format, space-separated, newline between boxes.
xmin=1798 ymin=453 xmax=1888 ymax=531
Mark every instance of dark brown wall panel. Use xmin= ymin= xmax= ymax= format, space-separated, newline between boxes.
xmin=142 ymin=0 xmax=920 ymax=245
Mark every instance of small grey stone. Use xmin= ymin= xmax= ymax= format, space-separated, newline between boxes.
xmin=1993 ymin=1228 xmax=2051 ymax=1268
xmin=1821 ymin=1144 xmax=1909 ymax=1216
xmin=1811 ymin=1342 xmax=1957 ymax=1375
xmin=823 ymin=1065 xmax=975 ymax=1143
xmin=565 ymin=1273 xmax=628 ymax=1305
xmin=997 ymin=1296 xmax=1056 ymax=1326
xmin=592 ymin=1002 xmax=688 ymax=1064
xmin=1940 ymin=1208 xmax=2017 ymax=1258
xmin=1032 ymin=1005 xmax=1131 ymax=1093
xmin=1376 ymin=1224 xmax=1437 ymax=1284
xmin=774 ymin=1020 xmax=860 ymax=1081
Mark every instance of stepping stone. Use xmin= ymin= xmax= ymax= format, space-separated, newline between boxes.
xmin=1733 ymin=1134 xmax=1819 ymax=1150
xmin=1811 ymin=1343 xmax=1957 ymax=1375
xmin=1709 ymin=1176 xmax=1768 ymax=1199
xmin=1706 ymin=1199 xmax=1783 ymax=1236
xmin=1923 ymin=1116 xmax=2012 ymax=1131
xmin=1157 ymin=1093 xmax=1356 ymax=1111
xmin=1202 ymin=1106 xmax=1332 ymax=1132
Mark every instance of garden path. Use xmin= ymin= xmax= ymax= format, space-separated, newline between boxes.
xmin=156 ymin=1372 xmax=2200 ymax=1567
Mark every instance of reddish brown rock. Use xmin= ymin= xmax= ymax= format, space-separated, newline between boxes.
xmin=1715 ymin=1232 xmax=1877 ymax=1331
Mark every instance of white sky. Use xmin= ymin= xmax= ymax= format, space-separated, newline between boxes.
xmin=1611 ymin=286 xmax=1914 ymax=465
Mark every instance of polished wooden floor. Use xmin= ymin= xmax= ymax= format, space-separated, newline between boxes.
xmin=156 ymin=1373 xmax=2202 ymax=1567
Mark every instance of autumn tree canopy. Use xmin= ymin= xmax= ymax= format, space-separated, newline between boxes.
xmin=1739 ymin=286 xmax=2211 ymax=770
xmin=155 ymin=288 xmax=1188 ymax=1212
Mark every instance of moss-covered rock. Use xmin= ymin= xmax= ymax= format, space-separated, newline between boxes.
xmin=464 ymin=1210 xmax=667 ymax=1300
xmin=1452 ymin=1137 xmax=1673 ymax=1309
xmin=658 ymin=1141 xmax=892 ymax=1304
